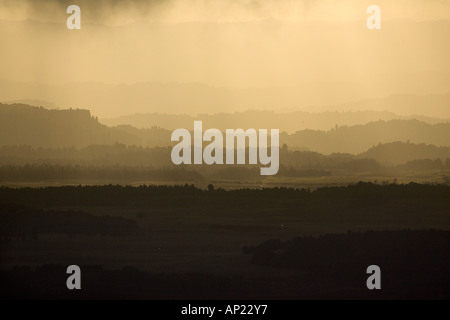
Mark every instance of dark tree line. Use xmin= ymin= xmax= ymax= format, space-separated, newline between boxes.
xmin=1 ymin=182 xmax=449 ymax=207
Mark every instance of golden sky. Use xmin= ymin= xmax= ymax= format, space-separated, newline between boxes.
xmin=0 ymin=0 xmax=449 ymax=116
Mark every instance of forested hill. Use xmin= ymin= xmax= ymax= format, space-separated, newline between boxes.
xmin=359 ymin=142 xmax=450 ymax=165
xmin=0 ymin=103 xmax=170 ymax=148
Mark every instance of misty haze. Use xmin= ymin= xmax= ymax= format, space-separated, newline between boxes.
xmin=1 ymin=0 xmax=449 ymax=300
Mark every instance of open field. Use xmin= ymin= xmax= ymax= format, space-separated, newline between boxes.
xmin=1 ymin=183 xmax=450 ymax=298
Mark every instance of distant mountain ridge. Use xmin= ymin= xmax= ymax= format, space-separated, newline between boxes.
xmin=1 ymin=103 xmax=450 ymax=155
xmin=1 ymin=75 xmax=449 ymax=118
xmin=101 ymin=109 xmax=448 ymax=133
xmin=307 ymin=93 xmax=450 ymax=119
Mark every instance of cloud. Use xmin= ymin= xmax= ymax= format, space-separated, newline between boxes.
xmin=1 ymin=0 xmax=449 ymax=25
xmin=0 ymin=0 xmax=170 ymax=24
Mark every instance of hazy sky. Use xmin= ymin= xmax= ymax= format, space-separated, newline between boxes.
xmin=0 ymin=0 xmax=449 ymax=116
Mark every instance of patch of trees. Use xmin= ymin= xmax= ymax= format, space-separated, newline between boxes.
xmin=246 ymin=230 xmax=450 ymax=283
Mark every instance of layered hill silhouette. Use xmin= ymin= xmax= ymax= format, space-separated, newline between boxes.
xmin=1 ymin=103 xmax=450 ymax=155
xmin=282 ymin=120 xmax=450 ymax=154
xmin=102 ymin=109 xmax=448 ymax=133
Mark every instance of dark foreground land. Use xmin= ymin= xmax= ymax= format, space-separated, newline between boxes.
xmin=1 ymin=183 xmax=450 ymax=299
